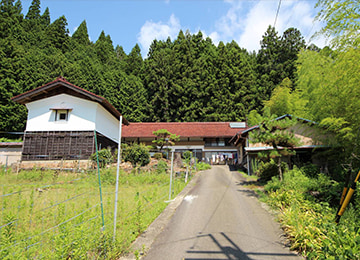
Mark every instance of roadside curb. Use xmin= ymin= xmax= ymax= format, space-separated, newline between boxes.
xmin=119 ymin=170 xmax=204 ymax=260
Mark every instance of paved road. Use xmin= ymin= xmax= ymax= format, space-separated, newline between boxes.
xmin=143 ymin=166 xmax=302 ymax=260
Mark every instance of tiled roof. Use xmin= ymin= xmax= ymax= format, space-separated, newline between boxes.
xmin=122 ymin=122 xmax=247 ymax=138
xmin=11 ymin=77 xmax=129 ymax=125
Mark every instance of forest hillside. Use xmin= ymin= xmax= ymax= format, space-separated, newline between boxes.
xmin=1 ymin=0 xmax=308 ymax=131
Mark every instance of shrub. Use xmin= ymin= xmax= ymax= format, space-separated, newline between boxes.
xmin=156 ymin=160 xmax=168 ymax=174
xmin=264 ymin=176 xmax=282 ymax=192
xmin=182 ymin=151 xmax=192 ymax=164
xmin=300 ymin=163 xmax=319 ymax=178
xmin=153 ymin=153 xmax=163 ymax=160
xmin=196 ymin=162 xmax=211 ymax=171
xmin=90 ymin=148 xmax=113 ymax=168
xmin=123 ymin=143 xmax=150 ymax=169
xmin=257 ymin=159 xmax=287 ymax=181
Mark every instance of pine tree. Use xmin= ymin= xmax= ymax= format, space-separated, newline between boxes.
xmin=40 ymin=7 xmax=50 ymax=27
xmin=94 ymin=30 xmax=115 ymax=64
xmin=25 ymin=0 xmax=40 ymax=20
xmin=46 ymin=15 xmax=70 ymax=52
xmin=125 ymin=44 xmax=143 ymax=75
xmin=280 ymin=28 xmax=306 ymax=85
xmin=72 ymin=20 xmax=90 ymax=46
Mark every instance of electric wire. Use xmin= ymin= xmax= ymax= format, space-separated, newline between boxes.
xmin=274 ymin=0 xmax=282 ymax=28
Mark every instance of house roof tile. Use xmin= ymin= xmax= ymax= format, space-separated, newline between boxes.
xmin=122 ymin=122 xmax=247 ymax=138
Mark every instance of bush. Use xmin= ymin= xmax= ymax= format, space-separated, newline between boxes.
xmin=182 ymin=151 xmax=192 ymax=164
xmin=257 ymin=159 xmax=287 ymax=181
xmin=123 ymin=143 xmax=150 ymax=169
xmin=90 ymin=148 xmax=113 ymax=168
xmin=262 ymin=167 xmax=358 ymax=259
xmin=300 ymin=163 xmax=319 ymax=178
xmin=264 ymin=176 xmax=282 ymax=192
xmin=153 ymin=153 xmax=163 ymax=160
xmin=196 ymin=162 xmax=211 ymax=171
xmin=156 ymin=159 xmax=168 ymax=174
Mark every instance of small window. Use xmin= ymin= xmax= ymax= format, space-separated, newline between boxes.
xmin=59 ymin=112 xmax=67 ymax=120
xmin=55 ymin=109 xmax=69 ymax=121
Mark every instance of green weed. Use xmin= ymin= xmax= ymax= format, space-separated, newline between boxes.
xmin=262 ymin=167 xmax=360 ymax=259
xmin=0 ymin=166 xmax=188 ymax=258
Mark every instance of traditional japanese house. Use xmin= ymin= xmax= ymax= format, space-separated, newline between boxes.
xmin=231 ymin=114 xmax=329 ymax=175
xmin=122 ymin=122 xmax=248 ymax=164
xmin=12 ymin=77 xmax=129 ymax=162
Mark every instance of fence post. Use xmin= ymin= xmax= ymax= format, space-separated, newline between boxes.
xmin=113 ymin=116 xmax=123 ymax=242
xmin=169 ymin=151 xmax=174 ymax=200
xmin=5 ymin=155 xmax=8 ymax=173
xmin=94 ymin=130 xmax=105 ymax=230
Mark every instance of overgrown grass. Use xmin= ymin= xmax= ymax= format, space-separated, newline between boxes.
xmin=260 ymin=167 xmax=360 ymax=259
xmin=0 ymin=166 xmax=188 ymax=259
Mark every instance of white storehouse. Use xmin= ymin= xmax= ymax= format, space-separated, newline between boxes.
xmin=12 ymin=76 xmax=128 ymax=161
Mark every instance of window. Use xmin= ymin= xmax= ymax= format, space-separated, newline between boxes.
xmin=50 ymin=104 xmax=72 ymax=122
xmin=55 ymin=109 xmax=70 ymax=121
xmin=59 ymin=112 xmax=67 ymax=120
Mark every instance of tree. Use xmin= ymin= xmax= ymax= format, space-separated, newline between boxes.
xmin=144 ymin=39 xmax=174 ymax=121
xmin=125 ymin=43 xmax=143 ymax=75
xmin=280 ymin=28 xmax=306 ymax=84
xmin=40 ymin=7 xmax=50 ymax=27
xmin=94 ymin=31 xmax=115 ymax=64
xmin=46 ymin=15 xmax=69 ymax=52
xmin=152 ymin=129 xmax=180 ymax=152
xmin=264 ymin=77 xmax=307 ymax=118
xmin=314 ymin=0 xmax=360 ymax=49
xmin=123 ymin=143 xmax=150 ymax=169
xmin=25 ymin=0 xmax=40 ymax=20
xmin=71 ymin=20 xmax=90 ymax=46
xmin=249 ymin=110 xmax=300 ymax=181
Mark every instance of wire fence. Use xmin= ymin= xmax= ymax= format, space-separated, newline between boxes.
xmin=0 ymin=165 xmax=185 ymax=259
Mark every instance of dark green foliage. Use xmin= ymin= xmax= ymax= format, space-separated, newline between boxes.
xmin=123 ymin=143 xmax=150 ymax=169
xmin=152 ymin=129 xmax=180 ymax=152
xmin=256 ymin=26 xmax=305 ymax=103
xmin=156 ymin=159 xmax=168 ymax=174
xmin=90 ymin=148 xmax=113 ymax=168
xmin=71 ymin=20 xmax=90 ymax=46
xmin=257 ymin=159 xmax=287 ymax=182
xmin=153 ymin=153 xmax=163 ymax=160
xmin=300 ymin=163 xmax=319 ymax=178
xmin=25 ymin=0 xmax=40 ymax=20
xmin=0 ymin=0 xmax=310 ymax=130
xmin=250 ymin=110 xmax=300 ymax=180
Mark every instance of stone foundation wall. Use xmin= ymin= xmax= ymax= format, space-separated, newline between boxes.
xmin=18 ymin=160 xmax=94 ymax=171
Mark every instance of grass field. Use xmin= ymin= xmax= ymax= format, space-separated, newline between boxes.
xmin=0 ymin=166 xmax=188 ymax=259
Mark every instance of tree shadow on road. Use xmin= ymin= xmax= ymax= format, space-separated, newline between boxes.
xmin=185 ymin=232 xmax=252 ymax=260
xmin=185 ymin=232 xmax=299 ymax=260
xmin=235 ymin=179 xmax=265 ymax=199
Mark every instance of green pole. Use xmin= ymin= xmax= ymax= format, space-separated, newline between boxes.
xmin=94 ymin=130 xmax=105 ymax=230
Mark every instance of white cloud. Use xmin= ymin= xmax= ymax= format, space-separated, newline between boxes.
xmin=238 ymin=1 xmax=276 ymax=51
xmin=206 ymin=0 xmax=326 ymax=51
xmin=138 ymin=14 xmax=181 ymax=57
xmin=214 ymin=1 xmax=243 ymax=39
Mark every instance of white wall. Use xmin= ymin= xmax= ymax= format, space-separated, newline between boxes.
xmin=95 ymin=103 xmax=120 ymax=143
xmin=25 ymin=94 xmax=120 ymax=142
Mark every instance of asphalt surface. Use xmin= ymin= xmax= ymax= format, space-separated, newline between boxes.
xmin=124 ymin=166 xmax=302 ymax=260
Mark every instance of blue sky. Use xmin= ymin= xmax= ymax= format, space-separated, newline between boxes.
xmin=22 ymin=0 xmax=326 ymax=57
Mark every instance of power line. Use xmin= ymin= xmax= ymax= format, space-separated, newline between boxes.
xmin=274 ymin=0 xmax=282 ymax=28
